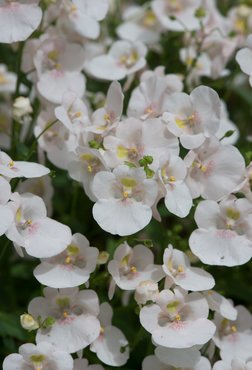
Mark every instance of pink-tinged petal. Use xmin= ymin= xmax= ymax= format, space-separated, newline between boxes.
xmin=152 ymin=318 xmax=216 ymax=348
xmin=36 ymin=314 xmax=100 ymax=353
xmin=189 ymin=229 xmax=252 ymax=266
xmin=93 ymin=199 xmax=152 ymax=236
xmin=24 ymin=218 xmax=72 ymax=258
xmin=0 ymin=2 xmax=42 ymax=43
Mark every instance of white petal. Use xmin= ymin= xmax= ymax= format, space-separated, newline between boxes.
xmin=93 ymin=199 xmax=152 ymax=236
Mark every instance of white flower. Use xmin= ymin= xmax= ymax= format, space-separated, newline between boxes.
xmin=163 ymin=244 xmax=215 ymax=291
xmin=184 ymin=137 xmax=245 ymax=200
xmin=117 ymin=6 xmax=161 ymax=44
xmin=6 ymin=193 xmax=72 ymax=258
xmin=33 ymin=233 xmax=99 ymax=288
xmin=28 ymin=287 xmax=101 ymax=353
xmin=158 ymin=154 xmax=192 ymax=218
xmin=88 ymin=40 xmax=147 ymax=81
xmin=189 ymin=197 xmax=252 ymax=266
xmin=87 ymin=81 xmax=124 ymax=135
xmin=92 ymin=165 xmax=159 ymax=235
xmin=108 ymin=242 xmax=164 ymax=290
xmin=213 ymin=305 xmax=252 ymax=362
xmin=0 ymin=151 xmax=49 ymax=179
xmin=61 ymin=0 xmax=109 ymax=40
xmin=163 ymin=86 xmax=221 ymax=149
xmin=3 ymin=342 xmax=73 ymax=370
xmin=127 ymin=73 xmax=183 ymax=120
xmin=140 ymin=288 xmax=216 ymax=348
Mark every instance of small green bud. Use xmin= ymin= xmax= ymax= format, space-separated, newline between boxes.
xmin=195 ymin=7 xmax=206 ymax=18
xmin=41 ymin=316 xmax=56 ymax=329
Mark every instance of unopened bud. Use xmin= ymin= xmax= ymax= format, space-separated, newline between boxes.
xmin=97 ymin=251 xmax=109 ymax=265
xmin=20 ymin=314 xmax=39 ymax=331
xmin=13 ymin=97 xmax=32 ymax=120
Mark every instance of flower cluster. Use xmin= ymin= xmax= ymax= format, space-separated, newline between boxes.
xmin=1 ymin=0 xmax=252 ymax=369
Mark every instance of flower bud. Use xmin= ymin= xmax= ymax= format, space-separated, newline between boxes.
xmin=13 ymin=97 xmax=33 ymax=120
xmin=134 ymin=280 xmax=159 ymax=305
xmin=20 ymin=314 xmax=39 ymax=331
xmin=97 ymin=251 xmax=109 ymax=265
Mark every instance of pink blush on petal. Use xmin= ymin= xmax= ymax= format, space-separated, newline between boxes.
xmin=169 ymin=321 xmax=186 ymax=330
xmin=27 ymin=222 xmax=39 ymax=235
xmin=216 ymin=230 xmax=236 ymax=239
xmin=58 ymin=316 xmax=76 ymax=325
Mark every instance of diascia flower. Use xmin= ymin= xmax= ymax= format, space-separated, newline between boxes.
xmin=162 ymin=86 xmax=221 ymax=150
xmin=0 ymin=1 xmax=42 ymax=43
xmin=103 ymin=117 xmax=179 ymax=169
xmin=28 ymin=287 xmax=101 ymax=353
xmin=61 ymin=0 xmax=109 ymax=40
xmin=158 ymin=154 xmax=192 ymax=218
xmin=88 ymin=40 xmax=147 ymax=81
xmin=33 ymin=233 xmax=99 ymax=288
xmin=6 ymin=193 xmax=72 ymax=258
xmin=3 ymin=342 xmax=73 ymax=370
xmin=0 ymin=151 xmax=50 ymax=179
xmin=90 ymin=302 xmax=129 ymax=366
xmin=162 ymin=244 xmax=215 ymax=291
xmin=213 ymin=305 xmax=252 ymax=362
xmin=184 ymin=137 xmax=245 ymax=200
xmin=127 ymin=72 xmax=183 ymax=120
xmin=139 ymin=288 xmax=216 ymax=348
xmin=189 ymin=196 xmax=252 ymax=266
xmin=108 ymin=242 xmax=164 ymax=291
xmin=87 ymin=81 xmax=124 ymax=136
xmin=92 ymin=165 xmax=158 ymax=235
xmin=116 ymin=5 xmax=161 ymax=44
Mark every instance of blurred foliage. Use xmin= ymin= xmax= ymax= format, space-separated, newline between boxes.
xmin=1 ymin=0 xmax=252 ymax=368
